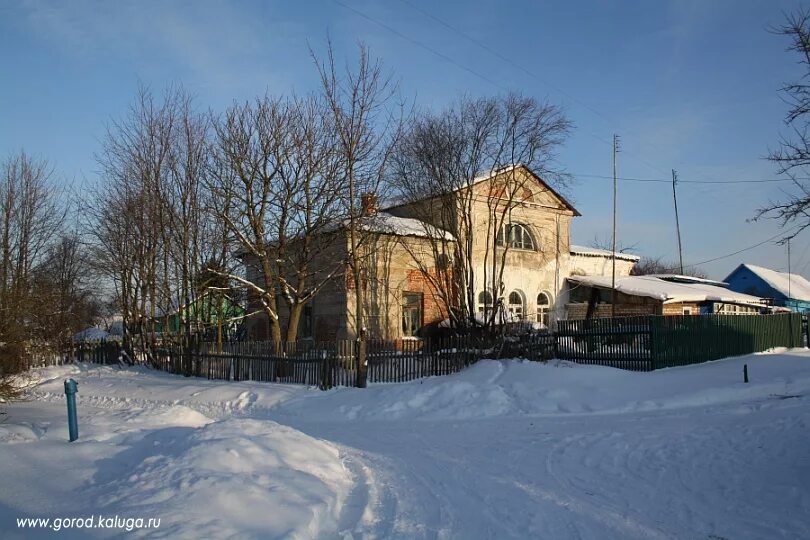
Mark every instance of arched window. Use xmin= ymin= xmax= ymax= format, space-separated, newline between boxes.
xmin=507 ymin=290 xmax=525 ymax=321
xmin=477 ymin=290 xmax=493 ymax=320
xmin=497 ymin=223 xmax=535 ymax=250
xmin=536 ymin=292 xmax=551 ymax=327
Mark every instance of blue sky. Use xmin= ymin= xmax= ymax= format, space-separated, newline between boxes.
xmin=1 ymin=0 xmax=809 ymax=280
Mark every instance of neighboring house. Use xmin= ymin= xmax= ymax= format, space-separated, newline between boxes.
xmin=72 ymin=327 xmax=114 ymax=342
xmin=565 ymin=274 xmax=767 ymax=318
xmin=154 ymin=292 xmax=245 ymax=339
xmin=724 ymin=264 xmax=810 ymax=313
xmin=242 ymin=165 xmax=638 ymax=340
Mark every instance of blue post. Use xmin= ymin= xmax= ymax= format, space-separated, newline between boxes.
xmin=64 ymin=378 xmax=79 ymax=442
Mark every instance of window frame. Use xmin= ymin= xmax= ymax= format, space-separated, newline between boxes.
xmin=401 ymin=291 xmax=424 ymax=337
xmin=496 ymin=222 xmax=536 ymax=251
xmin=507 ymin=290 xmax=525 ymax=321
xmin=477 ymin=290 xmax=494 ymax=321
xmin=536 ymin=291 xmax=551 ymax=326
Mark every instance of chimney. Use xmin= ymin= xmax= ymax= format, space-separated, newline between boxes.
xmin=360 ymin=193 xmax=378 ymax=216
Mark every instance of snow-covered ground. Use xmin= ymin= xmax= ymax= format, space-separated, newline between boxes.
xmin=1 ymin=350 xmax=810 ymax=539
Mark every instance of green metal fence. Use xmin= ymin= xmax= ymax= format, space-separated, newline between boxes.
xmin=649 ymin=313 xmax=803 ymax=369
xmin=555 ymin=313 xmax=803 ymax=371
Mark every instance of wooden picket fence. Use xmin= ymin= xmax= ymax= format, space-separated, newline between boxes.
xmin=147 ymin=336 xmax=493 ymax=388
xmin=67 ymin=313 xmax=808 ymax=387
xmin=556 ymin=316 xmax=652 ymax=371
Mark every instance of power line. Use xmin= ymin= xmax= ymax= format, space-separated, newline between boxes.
xmin=331 ymin=0 xmax=508 ymax=91
xmin=336 ymin=0 xmax=808 ymax=268
xmin=395 ymin=0 xmax=677 ymax=177
xmin=572 ymin=172 xmax=801 ymax=184
xmin=680 ymin=225 xmax=803 ymax=269
xmin=397 ymin=0 xmax=611 ymax=123
xmin=338 ymin=0 xmax=668 ymax=175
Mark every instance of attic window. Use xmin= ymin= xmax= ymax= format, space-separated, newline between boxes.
xmin=497 ymin=223 xmax=535 ymax=250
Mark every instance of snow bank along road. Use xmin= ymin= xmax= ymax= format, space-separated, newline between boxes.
xmin=1 ymin=350 xmax=809 ymax=539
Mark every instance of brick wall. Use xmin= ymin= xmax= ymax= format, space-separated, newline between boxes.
xmin=566 ymin=302 xmax=659 ymax=320
xmin=662 ymin=302 xmax=702 ymax=315
xmin=405 ymin=268 xmax=447 ymax=325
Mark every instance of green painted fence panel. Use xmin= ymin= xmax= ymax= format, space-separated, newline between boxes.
xmin=650 ymin=313 xmax=802 ymax=369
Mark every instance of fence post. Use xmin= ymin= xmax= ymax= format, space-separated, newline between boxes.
xmin=804 ymin=313 xmax=808 ymax=347
xmin=551 ymin=332 xmax=558 ymax=360
xmin=356 ymin=332 xmax=367 ymax=388
xmin=648 ymin=316 xmax=657 ymax=371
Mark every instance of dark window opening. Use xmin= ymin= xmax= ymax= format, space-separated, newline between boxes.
xmin=402 ymin=292 xmax=423 ymax=337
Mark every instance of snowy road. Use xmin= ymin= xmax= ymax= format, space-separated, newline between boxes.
xmin=1 ymin=352 xmax=809 ymax=539
xmin=288 ymin=400 xmax=809 ymax=539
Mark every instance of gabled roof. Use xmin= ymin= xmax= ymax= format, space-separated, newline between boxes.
xmin=726 ymin=264 xmax=810 ymax=302
xmin=568 ymin=274 xmax=766 ymax=306
xmin=382 ymin=164 xmax=581 ymax=216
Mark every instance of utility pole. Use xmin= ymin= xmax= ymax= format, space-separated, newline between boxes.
xmin=672 ymin=169 xmax=684 ymax=274
xmin=788 ymin=238 xmax=792 ymax=299
xmin=612 ymin=134 xmax=620 ymax=318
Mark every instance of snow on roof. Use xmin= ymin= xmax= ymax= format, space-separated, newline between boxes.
xmin=360 ymin=212 xmax=455 ymax=241
xmin=569 ymin=245 xmax=641 ymax=262
xmin=734 ymin=264 xmax=810 ymax=302
xmin=649 ymin=274 xmax=730 ymax=287
xmin=73 ymin=327 xmax=112 ymax=342
xmin=568 ymin=274 xmax=766 ymax=305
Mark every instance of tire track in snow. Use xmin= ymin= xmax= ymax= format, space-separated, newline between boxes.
xmin=542 ymin=432 xmax=673 ymax=540
xmin=334 ymin=451 xmax=401 ymax=539
xmin=28 ymin=389 xmax=274 ymax=422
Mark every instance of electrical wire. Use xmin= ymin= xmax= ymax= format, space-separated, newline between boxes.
xmin=572 ymin=172 xmax=803 ymax=184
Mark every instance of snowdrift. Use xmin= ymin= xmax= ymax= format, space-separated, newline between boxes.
xmin=279 ymin=350 xmax=810 ymax=421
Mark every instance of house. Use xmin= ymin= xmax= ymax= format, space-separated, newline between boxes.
xmin=154 ymin=292 xmax=245 ymax=340
xmin=243 ymin=165 xmax=639 ymax=340
xmin=565 ymin=274 xmax=766 ymax=318
xmin=72 ymin=327 xmax=114 ymax=342
xmin=724 ymin=264 xmax=810 ymax=313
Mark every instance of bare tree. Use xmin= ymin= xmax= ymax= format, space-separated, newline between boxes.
xmin=756 ymin=8 xmax=810 ymax=239
xmin=391 ymin=94 xmax=571 ymax=332
xmin=312 ymin=42 xmax=400 ymax=385
xmin=208 ymin=93 xmax=349 ymax=343
xmin=589 ymin=234 xmax=638 ymax=254
xmin=630 ymin=256 xmax=707 ymax=279
xmin=91 ymin=87 xmax=174 ymax=353
xmin=31 ymin=234 xmax=101 ymax=345
xmin=89 ymin=86 xmax=228 ymax=355
xmin=0 ymin=151 xmax=65 ymax=400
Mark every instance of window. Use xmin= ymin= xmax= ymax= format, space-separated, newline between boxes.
xmin=402 ymin=292 xmax=423 ymax=337
xmin=508 ymin=290 xmax=525 ymax=321
xmin=536 ymin=292 xmax=551 ymax=327
xmin=477 ymin=290 xmax=494 ymax=320
xmin=496 ymin=223 xmax=535 ymax=250
xmin=682 ymin=307 xmax=692 ymax=315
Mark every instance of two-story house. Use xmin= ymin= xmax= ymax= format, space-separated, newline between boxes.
xmin=242 ymin=164 xmax=636 ymax=341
